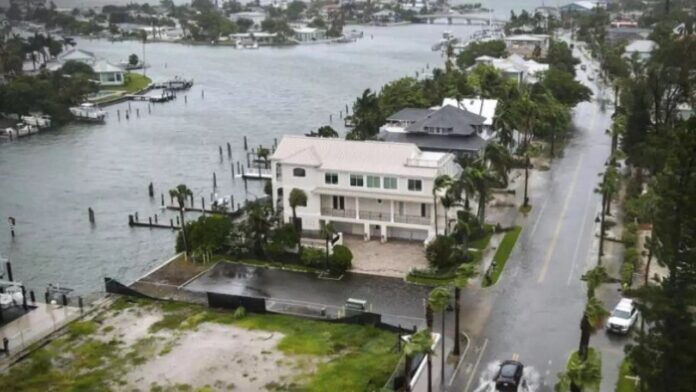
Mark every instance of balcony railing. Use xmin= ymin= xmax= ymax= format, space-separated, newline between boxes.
xmin=359 ymin=210 xmax=391 ymax=222
xmin=394 ymin=214 xmax=431 ymax=225
xmin=321 ymin=208 xmax=356 ymax=218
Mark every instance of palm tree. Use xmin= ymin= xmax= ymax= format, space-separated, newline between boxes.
xmin=257 ymin=147 xmax=270 ymax=169
xmin=288 ymin=188 xmax=307 ymax=234
xmin=440 ymin=192 xmax=456 ymax=236
xmin=428 ymin=286 xmax=451 ymax=386
xmin=169 ymin=184 xmax=193 ymax=256
xmin=483 ymin=142 xmax=512 ymax=187
xmin=404 ymin=328 xmax=435 ymax=392
xmin=467 ymin=161 xmax=498 ymax=224
xmin=432 ymin=175 xmax=452 ymax=236
xmin=453 ymin=157 xmax=476 ymax=211
xmin=243 ymin=200 xmax=274 ymax=256
xmin=596 ymin=166 xmax=620 ymax=264
xmin=579 ymin=266 xmax=608 ymax=360
xmin=452 ymin=263 xmax=476 ymax=355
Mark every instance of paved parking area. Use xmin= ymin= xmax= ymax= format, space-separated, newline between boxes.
xmin=344 ymin=236 xmax=429 ymax=277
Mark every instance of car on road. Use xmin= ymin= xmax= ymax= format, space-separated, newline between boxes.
xmin=607 ymin=298 xmax=639 ymax=334
xmin=495 ymin=360 xmax=524 ymax=391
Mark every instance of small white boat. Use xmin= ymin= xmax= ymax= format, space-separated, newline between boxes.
xmin=0 ymin=286 xmax=24 ymax=308
xmin=22 ymin=114 xmax=52 ymax=129
xmin=2 ymin=122 xmax=39 ymax=139
xmin=70 ymin=103 xmax=107 ymax=123
xmin=155 ymin=76 xmax=193 ymax=91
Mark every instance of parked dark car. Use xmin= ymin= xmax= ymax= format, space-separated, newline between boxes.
xmin=495 ymin=360 xmax=524 ymax=391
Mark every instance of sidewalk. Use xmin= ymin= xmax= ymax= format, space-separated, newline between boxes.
xmin=413 ymin=333 xmax=461 ymax=392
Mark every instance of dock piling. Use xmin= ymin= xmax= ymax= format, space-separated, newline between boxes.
xmin=136 ymin=108 xmax=140 ymax=117
xmin=88 ymin=207 xmax=95 ymax=224
xmin=21 ymin=286 xmax=27 ymax=310
xmin=246 ymin=152 xmax=250 ymax=167
xmin=30 ymin=290 xmax=35 ymax=303
xmin=230 ymin=195 xmax=235 ymax=210
xmin=330 ymin=114 xmax=332 ymax=123
xmin=201 ymin=197 xmax=206 ymax=213
xmin=184 ymin=95 xmax=187 ymax=104
xmin=170 ymin=219 xmax=174 ymax=228
xmin=161 ymin=193 xmax=165 ymax=206
xmin=148 ymin=182 xmax=154 ymax=198
xmin=148 ymin=104 xmax=151 ymax=114
xmin=8 ymin=216 xmax=15 ymax=238
xmin=213 ymin=172 xmax=217 ymax=188
xmin=128 ymin=214 xmax=134 ymax=226
xmin=243 ymin=136 xmax=248 ymax=151
xmin=236 ymin=161 xmax=240 ymax=175
xmin=219 ymin=146 xmax=223 ymax=159
xmin=128 ymin=102 xmax=131 ymax=111
xmin=5 ymin=262 xmax=13 ymax=282
xmin=176 ymin=216 xmax=180 ymax=225
xmin=201 ymin=89 xmax=205 ymax=99
xmin=189 ymin=193 xmax=194 ymax=207
xmin=227 ymin=142 xmax=232 ymax=159
xmin=154 ymin=214 xmax=158 ymax=224
xmin=148 ymin=217 xmax=152 ymax=227
xmin=117 ymin=110 xmax=121 ymax=120
xmin=134 ymin=212 xmax=139 ymax=222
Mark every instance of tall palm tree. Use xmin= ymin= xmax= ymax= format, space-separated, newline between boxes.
xmin=440 ymin=192 xmax=456 ymax=236
xmin=596 ymin=166 xmax=620 ymax=264
xmin=432 ymin=175 xmax=452 ymax=236
xmin=466 ymin=161 xmax=497 ymax=224
xmin=288 ymin=188 xmax=307 ymax=234
xmin=579 ymin=266 xmax=608 ymax=360
xmin=454 ymin=155 xmax=476 ymax=211
xmin=404 ymin=328 xmax=435 ymax=392
xmin=428 ymin=286 xmax=451 ymax=386
xmin=169 ymin=184 xmax=193 ymax=256
xmin=483 ymin=142 xmax=512 ymax=187
xmin=452 ymin=263 xmax=476 ymax=355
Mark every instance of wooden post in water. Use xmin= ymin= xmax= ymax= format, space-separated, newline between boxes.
xmin=117 ymin=110 xmax=121 ymax=121
xmin=274 ymin=138 xmax=278 ymax=149
xmin=148 ymin=217 xmax=152 ymax=228
xmin=161 ymin=193 xmax=165 ymax=207
xmin=154 ymin=214 xmax=158 ymax=224
xmin=148 ymin=182 xmax=154 ymax=198
xmin=184 ymin=95 xmax=187 ymax=104
xmin=219 ymin=146 xmax=223 ymax=159
xmin=176 ymin=216 xmax=180 ymax=225
xmin=213 ymin=172 xmax=217 ymax=188
xmin=148 ymin=104 xmax=151 ymax=114
xmin=129 ymin=214 xmax=134 ymax=226
xmin=201 ymin=197 xmax=206 ymax=214
xmin=236 ymin=161 xmax=241 ymax=175
xmin=170 ymin=219 xmax=174 ymax=228
xmin=230 ymin=195 xmax=235 ymax=211
xmin=5 ymin=262 xmax=13 ymax=282
xmin=227 ymin=142 xmax=231 ymax=159
xmin=88 ymin=207 xmax=95 ymax=224
xmin=170 ymin=193 xmax=174 ymax=205
xmin=340 ymin=110 xmax=342 ymax=119
xmin=201 ymin=89 xmax=205 ymax=99
xmin=135 ymin=212 xmax=139 ymax=222
xmin=329 ymin=114 xmax=332 ymax=123
xmin=136 ymin=108 xmax=140 ymax=117
xmin=128 ymin=102 xmax=131 ymax=111
xmin=189 ymin=193 xmax=194 ymax=207
xmin=246 ymin=152 xmax=251 ymax=168
xmin=243 ymin=136 xmax=248 ymax=151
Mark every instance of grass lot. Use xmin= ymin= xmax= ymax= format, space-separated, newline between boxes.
xmin=214 ymin=257 xmax=323 ymax=274
xmin=109 ymin=72 xmax=151 ymax=93
xmin=615 ymin=357 xmax=637 ymax=392
xmin=482 ymin=226 xmax=522 ymax=287
xmin=0 ymin=297 xmax=399 ymax=392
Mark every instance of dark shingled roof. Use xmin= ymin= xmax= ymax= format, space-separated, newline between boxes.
xmin=379 ymin=131 xmax=488 ymax=154
xmin=405 ymin=105 xmax=487 ymax=136
xmin=386 ymin=108 xmax=434 ymax=122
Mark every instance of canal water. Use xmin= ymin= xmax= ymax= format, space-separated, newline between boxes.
xmin=0 ymin=23 xmax=494 ymax=295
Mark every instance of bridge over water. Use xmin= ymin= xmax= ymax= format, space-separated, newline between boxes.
xmin=414 ymin=14 xmax=507 ymax=26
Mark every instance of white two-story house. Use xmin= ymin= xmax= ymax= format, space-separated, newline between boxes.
xmin=270 ymin=136 xmax=460 ymax=243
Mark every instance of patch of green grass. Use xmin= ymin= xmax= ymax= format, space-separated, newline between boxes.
xmin=615 ymin=357 xmax=637 ymax=392
xmin=67 ymin=320 xmax=98 ymax=339
xmin=482 ymin=226 xmax=522 ymax=287
xmin=222 ymin=259 xmax=322 ymax=274
xmin=470 ymin=225 xmax=495 ymax=250
xmin=108 ymin=72 xmax=151 ymax=93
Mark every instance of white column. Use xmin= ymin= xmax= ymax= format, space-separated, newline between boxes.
xmin=390 ymin=200 xmax=395 ymax=223
xmin=381 ymin=225 xmax=388 ymax=243
xmin=355 ymin=197 xmax=360 ymax=219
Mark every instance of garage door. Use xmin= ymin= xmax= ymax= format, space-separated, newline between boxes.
xmin=388 ymin=227 xmax=428 ymax=241
xmin=332 ymin=222 xmax=364 ymax=236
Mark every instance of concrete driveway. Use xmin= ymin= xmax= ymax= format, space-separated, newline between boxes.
xmin=344 ymin=236 xmax=429 ymax=278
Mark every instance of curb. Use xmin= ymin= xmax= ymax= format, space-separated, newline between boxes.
xmin=447 ymin=330 xmax=472 ymax=387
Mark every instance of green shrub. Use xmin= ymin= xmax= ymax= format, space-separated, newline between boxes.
xmin=622 ymin=231 xmax=638 ymax=247
xmin=624 ymin=222 xmax=638 ymax=235
xmin=426 ymin=235 xmax=457 ymax=269
xmin=621 ymin=262 xmax=635 ymax=286
xmin=624 ymin=247 xmax=639 ymax=267
xmin=233 ymin=306 xmax=246 ymax=319
xmin=329 ymin=245 xmax=352 ymax=274
xmin=300 ymin=247 xmax=325 ymax=268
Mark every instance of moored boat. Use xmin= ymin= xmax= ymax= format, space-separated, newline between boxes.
xmin=70 ymin=103 xmax=107 ymax=123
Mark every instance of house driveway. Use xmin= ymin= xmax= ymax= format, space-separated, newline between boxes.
xmin=344 ymin=236 xmax=429 ymax=277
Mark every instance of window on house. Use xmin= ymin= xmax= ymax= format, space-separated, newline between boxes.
xmin=350 ymin=174 xmax=364 ymax=187
xmin=383 ymin=177 xmax=397 ymax=189
xmin=325 ymin=172 xmax=338 ymax=185
xmin=367 ymin=175 xmax=380 ymax=188
xmin=293 ymin=168 xmax=306 ymax=177
xmin=408 ymin=179 xmax=422 ymax=191
xmin=332 ymin=196 xmax=344 ymax=210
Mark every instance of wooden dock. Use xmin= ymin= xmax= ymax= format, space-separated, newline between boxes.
xmin=128 ymin=215 xmax=180 ymax=230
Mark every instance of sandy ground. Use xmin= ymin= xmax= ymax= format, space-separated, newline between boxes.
xmin=93 ymin=305 xmax=316 ymax=391
xmin=344 ymin=236 xmax=428 ymax=277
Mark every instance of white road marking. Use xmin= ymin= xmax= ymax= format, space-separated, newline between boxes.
xmin=537 ymin=154 xmax=585 ymax=283
xmin=529 ymin=196 xmax=550 ymax=238
xmin=567 ymin=187 xmax=594 ymax=285
xmin=464 ymin=338 xmax=489 ymax=392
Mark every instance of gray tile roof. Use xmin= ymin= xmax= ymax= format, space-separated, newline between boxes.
xmin=387 ymin=108 xmax=434 ymax=122
xmin=379 ymin=131 xmax=488 ymax=154
xmin=405 ymin=105 xmax=486 ymax=136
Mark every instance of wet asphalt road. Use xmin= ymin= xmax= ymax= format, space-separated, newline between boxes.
xmin=452 ymin=43 xmax=627 ymax=392
xmin=185 ymin=262 xmax=430 ymax=327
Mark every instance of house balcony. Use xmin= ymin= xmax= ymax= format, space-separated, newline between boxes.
xmin=321 ymin=208 xmax=357 ymax=219
xmin=358 ymin=210 xmax=391 ymax=222
xmin=394 ymin=214 xmax=431 ymax=225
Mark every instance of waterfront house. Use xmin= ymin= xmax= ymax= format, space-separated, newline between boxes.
xmin=504 ymin=34 xmax=550 ymax=58
xmin=379 ymin=103 xmax=491 ymax=157
xmin=58 ymin=48 xmax=97 ymax=66
xmin=607 ymin=27 xmax=652 ymax=44
xmin=92 ymin=60 xmax=125 ymax=86
xmin=471 ymin=54 xmax=548 ymax=84
xmin=270 ymin=136 xmax=461 ymax=242
xmin=292 ymin=26 xmax=327 ymax=42
xmin=228 ymin=11 xmax=267 ymax=31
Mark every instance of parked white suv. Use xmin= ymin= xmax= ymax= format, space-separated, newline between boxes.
xmin=607 ymin=298 xmax=639 ymax=334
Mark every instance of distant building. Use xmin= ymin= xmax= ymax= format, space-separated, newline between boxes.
xmin=607 ymin=27 xmax=652 ymax=44
xmin=559 ymin=1 xmax=606 ymax=14
xmin=92 ymin=60 xmax=125 ymax=86
xmin=292 ymin=26 xmax=327 ymax=42
xmin=58 ymin=48 xmax=97 ymax=66
xmin=504 ymin=34 xmax=550 ymax=58
xmin=622 ymin=39 xmax=656 ymax=61
xmin=228 ymin=11 xmax=267 ymax=31
xmin=379 ymin=104 xmax=491 ymax=157
xmin=270 ymin=136 xmax=461 ymax=242
xmin=372 ymin=10 xmax=398 ymax=24
xmin=471 ymin=54 xmax=549 ymax=84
